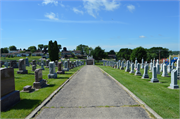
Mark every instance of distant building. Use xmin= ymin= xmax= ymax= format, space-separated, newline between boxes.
xmin=108 ymin=54 xmax=116 ymax=59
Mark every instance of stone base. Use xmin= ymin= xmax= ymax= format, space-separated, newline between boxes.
xmin=23 ymin=85 xmax=32 ymax=92
xmin=63 ymin=68 xmax=69 ymax=71
xmin=17 ymin=70 xmax=28 ymax=74
xmin=45 ymin=66 xmax=49 ymax=68
xmin=41 ymin=68 xmax=45 ymax=70
xmin=150 ymin=78 xmax=159 ymax=83
xmin=48 ymin=73 xmax=57 ymax=79
xmin=33 ymin=79 xmax=46 ymax=89
xmin=168 ymin=86 xmax=179 ymax=89
xmin=1 ymin=90 xmax=20 ymax=111
xmin=135 ymin=72 xmax=142 ymax=76
xmin=142 ymin=74 xmax=149 ymax=79
xmin=161 ymin=74 xmax=169 ymax=77
xmin=57 ymin=70 xmax=65 ymax=74
xmin=129 ymin=71 xmax=135 ymax=73
xmin=120 ymin=67 xmax=124 ymax=70
xmin=125 ymin=69 xmax=130 ymax=72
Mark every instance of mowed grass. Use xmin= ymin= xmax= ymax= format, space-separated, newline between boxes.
xmin=98 ymin=65 xmax=179 ymax=118
xmin=1 ymin=64 xmax=84 ymax=118
xmin=1 ymin=56 xmax=43 ymax=62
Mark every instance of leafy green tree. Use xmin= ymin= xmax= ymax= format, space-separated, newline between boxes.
xmin=130 ymin=46 xmax=147 ymax=62
xmin=54 ymin=41 xmax=59 ymax=60
xmin=58 ymin=44 xmax=62 ymax=51
xmin=1 ymin=47 xmax=9 ymax=53
xmin=108 ymin=50 xmax=116 ymax=55
xmin=76 ymin=44 xmax=89 ymax=55
xmin=43 ymin=45 xmax=48 ymax=53
xmin=28 ymin=46 xmax=37 ymax=53
xmin=9 ymin=45 xmax=17 ymax=51
xmin=117 ymin=48 xmax=132 ymax=60
xmin=38 ymin=44 xmax=44 ymax=51
xmin=92 ymin=46 xmax=107 ymax=60
xmin=48 ymin=40 xmax=59 ymax=61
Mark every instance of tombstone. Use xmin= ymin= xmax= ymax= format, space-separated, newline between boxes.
xmin=120 ymin=61 xmax=124 ymax=70
xmin=135 ymin=63 xmax=142 ymax=76
xmin=0 ymin=68 xmax=20 ymax=111
xmin=167 ymin=64 xmax=172 ymax=73
xmin=142 ymin=65 xmax=149 ymax=79
xmin=141 ymin=58 xmax=144 ymax=69
xmin=48 ymin=62 xmax=57 ymax=78
xmin=161 ymin=64 xmax=169 ymax=77
xmin=176 ymin=55 xmax=180 ymax=79
xmin=125 ymin=60 xmax=130 ymax=72
xmin=32 ymin=60 xmax=36 ymax=66
xmin=41 ymin=63 xmax=44 ymax=70
xmin=32 ymin=65 xmax=36 ymax=71
xmin=135 ymin=58 xmax=137 ymax=69
xmin=4 ymin=62 xmax=8 ymax=68
xmin=103 ymin=62 xmax=105 ymax=66
xmin=160 ymin=63 xmax=163 ymax=72
xmin=117 ymin=62 xmax=119 ymax=69
xmin=10 ymin=60 xmax=18 ymax=68
xmin=156 ymin=64 xmax=160 ymax=74
xmin=172 ymin=62 xmax=175 ymax=69
xmin=153 ymin=59 xmax=156 ymax=67
xmin=168 ymin=69 xmax=179 ymax=89
xmin=55 ymin=60 xmax=58 ymax=67
xmin=63 ymin=61 xmax=69 ymax=71
xmin=45 ymin=60 xmax=49 ymax=68
xmin=17 ymin=59 xmax=28 ymax=74
xmin=25 ymin=57 xmax=29 ymax=66
xmin=149 ymin=62 xmax=153 ymax=72
xmin=129 ymin=63 xmax=135 ymax=74
xmin=69 ymin=61 xmax=72 ymax=69
xmin=33 ymin=69 xmax=46 ymax=89
xmin=74 ymin=61 xmax=76 ymax=67
xmin=151 ymin=66 xmax=159 ymax=83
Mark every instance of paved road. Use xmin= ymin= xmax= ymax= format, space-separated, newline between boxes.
xmin=35 ymin=65 xmax=151 ymax=119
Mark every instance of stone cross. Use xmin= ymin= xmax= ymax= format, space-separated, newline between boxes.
xmin=161 ymin=64 xmax=168 ymax=77
xmin=135 ymin=63 xmax=142 ymax=76
xmin=125 ymin=60 xmax=130 ymax=72
xmin=48 ymin=62 xmax=57 ymax=78
xmin=129 ymin=63 xmax=135 ymax=74
xmin=151 ymin=66 xmax=159 ymax=83
xmin=169 ymin=69 xmax=179 ymax=89
xmin=142 ymin=64 xmax=149 ymax=79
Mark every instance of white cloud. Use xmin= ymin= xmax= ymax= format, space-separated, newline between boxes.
xmin=139 ymin=35 xmax=145 ymax=38
xmin=127 ymin=5 xmax=135 ymax=12
xmin=44 ymin=12 xmax=59 ymax=20
xmin=42 ymin=0 xmax=58 ymax=6
xmin=83 ymin=0 xmax=120 ymax=18
xmin=60 ymin=1 xmax=65 ymax=7
xmin=73 ymin=8 xmax=84 ymax=14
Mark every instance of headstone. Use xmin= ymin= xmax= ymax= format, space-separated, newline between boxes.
xmin=125 ymin=60 xmax=130 ymax=72
xmin=23 ymin=85 xmax=32 ymax=92
xmin=48 ymin=62 xmax=57 ymax=78
xmin=10 ymin=60 xmax=18 ymax=68
xmin=153 ymin=59 xmax=156 ymax=67
xmin=17 ymin=59 xmax=28 ymax=74
xmin=135 ymin=63 xmax=142 ymax=76
xmin=176 ymin=55 xmax=180 ymax=79
xmin=46 ymin=60 xmax=49 ymax=68
xmin=161 ymin=64 xmax=169 ymax=77
xmin=120 ymin=61 xmax=124 ymax=70
xmin=32 ymin=65 xmax=36 ymax=71
xmin=129 ymin=63 xmax=135 ymax=74
xmin=32 ymin=60 xmax=36 ymax=66
xmin=63 ymin=61 xmax=69 ymax=71
xmin=172 ymin=62 xmax=175 ymax=69
xmin=135 ymin=58 xmax=137 ymax=69
xmin=142 ymin=64 xmax=149 ymax=79
xmin=74 ymin=61 xmax=76 ymax=67
xmin=25 ymin=57 xmax=29 ymax=66
xmin=0 ymin=68 xmax=20 ymax=111
xmin=149 ymin=61 xmax=153 ymax=72
xmin=141 ymin=58 xmax=144 ymax=69
xmin=41 ymin=63 xmax=44 ymax=70
xmin=4 ymin=62 xmax=8 ymax=68
xmin=33 ymin=69 xmax=46 ymax=89
xmin=156 ymin=64 xmax=160 ymax=74
xmin=167 ymin=64 xmax=172 ymax=73
xmin=168 ymin=69 xmax=179 ymax=89
xmin=55 ymin=60 xmax=58 ymax=67
xmin=160 ymin=63 xmax=163 ymax=72
xmin=151 ymin=66 xmax=159 ymax=83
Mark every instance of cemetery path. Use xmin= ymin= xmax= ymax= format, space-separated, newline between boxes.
xmin=35 ymin=65 xmax=151 ymax=119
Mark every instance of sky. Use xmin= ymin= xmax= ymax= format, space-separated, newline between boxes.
xmin=0 ymin=0 xmax=180 ymax=52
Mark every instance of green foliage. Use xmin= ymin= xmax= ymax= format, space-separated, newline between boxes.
xmin=38 ymin=44 xmax=44 ymax=51
xmin=48 ymin=40 xmax=59 ymax=61
xmin=9 ymin=45 xmax=17 ymax=51
xmin=117 ymin=48 xmax=132 ymax=60
xmin=43 ymin=45 xmax=48 ymax=54
xmin=130 ymin=46 xmax=147 ymax=62
xmin=20 ymin=51 xmax=26 ymax=53
xmin=1 ymin=47 xmax=9 ymax=53
xmin=76 ymin=44 xmax=90 ymax=55
xmin=58 ymin=44 xmax=62 ymax=51
xmin=108 ymin=50 xmax=116 ymax=55
xmin=168 ymin=50 xmax=180 ymax=55
xmin=28 ymin=46 xmax=37 ymax=53
xmin=92 ymin=46 xmax=107 ymax=60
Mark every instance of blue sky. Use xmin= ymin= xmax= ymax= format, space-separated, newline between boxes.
xmin=1 ymin=0 xmax=179 ymax=52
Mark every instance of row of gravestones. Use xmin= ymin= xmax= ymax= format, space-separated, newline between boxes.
xmin=103 ymin=56 xmax=180 ymax=89
xmin=0 ymin=59 xmax=84 ymax=111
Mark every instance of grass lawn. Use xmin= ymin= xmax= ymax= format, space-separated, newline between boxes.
xmin=98 ymin=65 xmax=179 ymax=119
xmin=1 ymin=56 xmax=43 ymax=63
xmin=1 ymin=64 xmax=84 ymax=118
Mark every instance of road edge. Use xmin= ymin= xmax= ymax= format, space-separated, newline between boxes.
xmin=98 ymin=66 xmax=163 ymax=119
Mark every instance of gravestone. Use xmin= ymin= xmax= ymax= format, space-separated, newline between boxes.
xmin=25 ymin=57 xmax=29 ymax=66
xmin=46 ymin=60 xmax=49 ymax=68
xmin=161 ymin=64 xmax=169 ymax=77
xmin=135 ymin=58 xmax=137 ymax=69
xmin=149 ymin=62 xmax=153 ymax=72
xmin=160 ymin=63 xmax=163 ymax=72
xmin=10 ymin=60 xmax=18 ymax=68
xmin=103 ymin=62 xmax=105 ymax=66
xmin=176 ymin=55 xmax=180 ymax=79
xmin=0 ymin=68 xmax=20 ymax=111
xmin=135 ymin=63 xmax=142 ymax=76
xmin=120 ymin=61 xmax=124 ymax=70
xmin=74 ymin=61 xmax=76 ymax=67
xmin=142 ymin=64 xmax=149 ymax=79
xmin=156 ymin=64 xmax=160 ymax=74
xmin=32 ymin=65 xmax=36 ymax=71
xmin=41 ymin=63 xmax=44 ymax=70
xmin=129 ymin=63 xmax=135 ymax=74
xmin=117 ymin=62 xmax=119 ymax=69
xmin=32 ymin=60 xmax=36 ymax=66
xmin=167 ymin=64 xmax=172 ymax=73
xmin=125 ymin=60 xmax=130 ymax=72
xmin=33 ymin=69 xmax=46 ymax=89
xmin=141 ymin=58 xmax=144 ymax=69
xmin=151 ymin=66 xmax=159 ymax=83
xmin=172 ymin=62 xmax=175 ymax=69
xmin=4 ymin=62 xmax=8 ymax=68
xmin=55 ymin=60 xmax=58 ymax=67
xmin=17 ymin=59 xmax=28 ymax=74
xmin=153 ymin=59 xmax=156 ymax=67
xmin=63 ymin=61 xmax=69 ymax=71
xmin=48 ymin=62 xmax=57 ymax=78
xmin=168 ymin=69 xmax=179 ymax=89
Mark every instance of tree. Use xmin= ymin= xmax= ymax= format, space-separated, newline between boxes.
xmin=108 ymin=50 xmax=116 ymax=55
xmin=9 ymin=45 xmax=17 ymax=51
xmin=92 ymin=46 xmax=107 ymax=60
xmin=28 ymin=46 xmax=37 ymax=53
xmin=38 ymin=44 xmax=44 ymax=51
xmin=43 ymin=45 xmax=48 ymax=54
xmin=63 ymin=47 xmax=67 ymax=52
xmin=48 ymin=40 xmax=59 ymax=61
xmin=117 ymin=48 xmax=132 ymax=60
xmin=130 ymin=46 xmax=147 ymax=62
xmin=58 ymin=44 xmax=62 ymax=51
xmin=54 ymin=41 xmax=59 ymax=60
xmin=2 ymin=47 xmax=9 ymax=53
xmin=76 ymin=44 xmax=89 ymax=55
